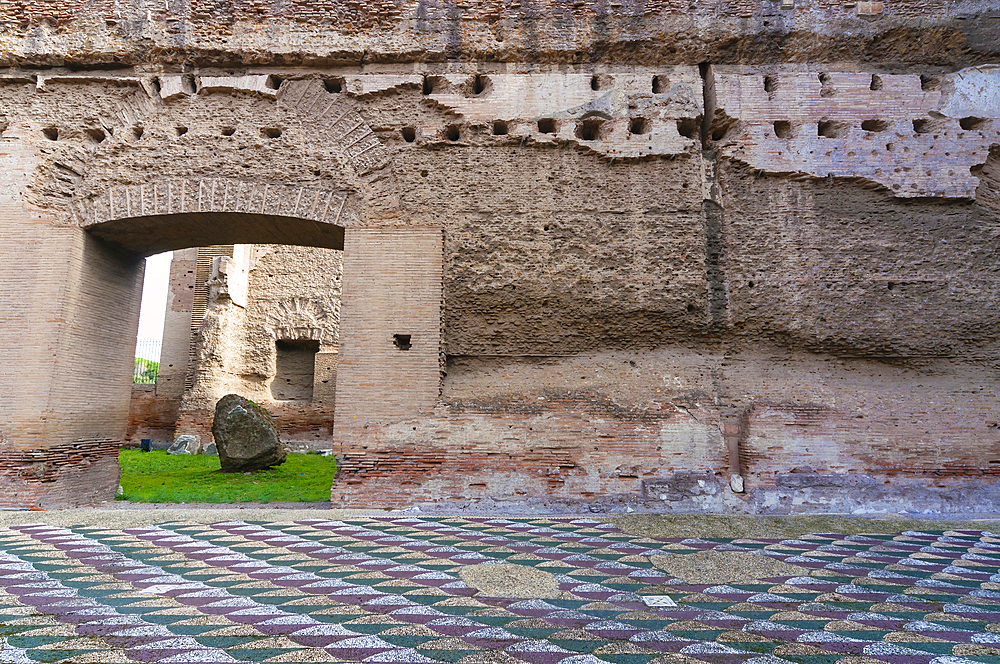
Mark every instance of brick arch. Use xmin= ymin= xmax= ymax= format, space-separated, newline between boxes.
xmin=2 ymin=73 xmax=441 ymax=509
xmin=266 ymin=297 xmax=339 ymax=345
xmin=276 ymin=78 xmax=402 ymax=223
xmin=74 ymin=177 xmax=355 ymax=254
xmin=62 ymin=75 xmax=402 ymax=245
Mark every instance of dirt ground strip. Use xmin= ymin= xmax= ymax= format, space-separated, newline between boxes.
xmin=0 ymin=510 xmax=998 ymax=664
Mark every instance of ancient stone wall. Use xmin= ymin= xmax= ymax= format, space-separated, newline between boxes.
xmin=1 ymin=0 xmax=999 ymax=510
xmin=0 ymin=0 xmax=997 ymax=67
xmin=164 ymin=243 xmax=343 ymax=449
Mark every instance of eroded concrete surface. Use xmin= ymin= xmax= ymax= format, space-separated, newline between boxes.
xmin=1 ymin=0 xmax=1000 ymax=512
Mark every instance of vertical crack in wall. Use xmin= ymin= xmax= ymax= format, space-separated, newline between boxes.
xmin=703 ymin=197 xmax=728 ymax=332
xmin=699 ymin=62 xmax=729 ymax=334
xmin=698 ymin=62 xmax=715 ymax=147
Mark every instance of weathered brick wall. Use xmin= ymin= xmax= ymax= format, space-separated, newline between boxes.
xmin=0 ymin=440 xmax=121 ymax=509
xmin=156 ymin=247 xmax=198 ymax=410
xmin=0 ymin=29 xmax=998 ymax=511
xmin=712 ymin=68 xmax=995 ymax=198
xmin=333 ymin=227 xmax=444 ymax=434
xmin=0 ymin=123 xmax=139 ymax=504
xmin=125 ymin=385 xmax=177 ymax=446
xmin=0 ymin=0 xmax=995 ymax=67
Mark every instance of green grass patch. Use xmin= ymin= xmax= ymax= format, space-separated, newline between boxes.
xmin=118 ymin=450 xmax=336 ymax=503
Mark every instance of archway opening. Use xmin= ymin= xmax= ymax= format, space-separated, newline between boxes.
xmin=87 ymin=208 xmax=346 ymax=462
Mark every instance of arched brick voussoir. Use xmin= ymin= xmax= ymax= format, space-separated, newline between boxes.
xmin=72 ymin=177 xmax=356 ymax=255
xmin=278 ymin=79 xmax=402 ymax=222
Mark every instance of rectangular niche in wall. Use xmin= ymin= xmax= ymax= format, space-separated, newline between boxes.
xmin=272 ymin=339 xmax=320 ymax=401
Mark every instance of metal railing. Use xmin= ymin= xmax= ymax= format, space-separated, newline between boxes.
xmin=133 ymin=337 xmax=162 ymax=384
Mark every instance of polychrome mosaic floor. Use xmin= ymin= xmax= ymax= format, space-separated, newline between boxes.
xmin=0 ymin=517 xmax=999 ymax=664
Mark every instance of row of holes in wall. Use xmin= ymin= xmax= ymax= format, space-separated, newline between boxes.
xmin=414 ymin=74 xmax=677 ymax=97
xmin=771 ymin=117 xmax=992 ymax=139
xmin=149 ymin=72 xmax=945 ymax=103
xmin=151 ymin=74 xmax=285 ymax=96
xmin=40 ymin=126 xmax=283 ymax=141
xmin=369 ymin=72 xmax=944 ymax=99
xmin=764 ymin=73 xmax=943 ymax=95
xmin=401 ymin=117 xmax=701 ymax=143
xmin=302 ymin=72 xmax=946 ymax=98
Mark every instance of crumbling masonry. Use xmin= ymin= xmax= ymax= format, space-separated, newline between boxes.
xmin=1 ymin=0 xmax=999 ymax=512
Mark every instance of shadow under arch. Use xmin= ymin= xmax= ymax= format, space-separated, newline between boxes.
xmin=88 ymin=211 xmax=344 ymax=255
xmin=73 ymin=178 xmax=353 ymax=255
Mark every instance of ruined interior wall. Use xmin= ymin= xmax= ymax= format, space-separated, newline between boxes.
xmin=0 ymin=0 xmax=996 ymax=67
xmin=242 ymin=244 xmax=342 ymax=404
xmin=0 ymin=125 xmax=124 ymax=507
xmin=1 ymin=0 xmax=999 ymax=510
xmin=168 ymin=244 xmax=343 ymax=447
xmin=327 ymin=65 xmax=1000 ymax=511
xmin=157 ymin=247 xmax=198 ymax=407
xmin=123 ymin=247 xmax=200 ymax=447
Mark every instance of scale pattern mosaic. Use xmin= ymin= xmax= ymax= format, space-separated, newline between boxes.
xmin=0 ymin=517 xmax=998 ymax=664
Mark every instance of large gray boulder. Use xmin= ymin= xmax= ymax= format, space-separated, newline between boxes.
xmin=212 ymin=394 xmax=287 ymax=472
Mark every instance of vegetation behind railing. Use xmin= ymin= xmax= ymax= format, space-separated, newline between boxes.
xmin=133 ymin=338 xmax=162 ymax=384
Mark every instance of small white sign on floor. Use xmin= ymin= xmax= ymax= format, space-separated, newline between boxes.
xmin=641 ymin=595 xmax=678 ymax=607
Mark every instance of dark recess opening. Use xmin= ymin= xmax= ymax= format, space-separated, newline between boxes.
xmin=773 ymin=120 xmax=792 ymax=138
xmin=324 ymin=78 xmax=343 ymax=93
xmin=591 ymin=75 xmax=600 ymax=91
xmin=175 ymin=126 xmax=188 ymax=136
xmin=473 ymin=74 xmax=486 ymax=95
xmin=537 ymin=118 xmax=557 ymax=134
xmin=86 ymin=128 xmax=106 ymax=143
xmin=677 ymin=118 xmax=699 ymax=138
xmin=221 ymin=127 xmax=236 ymax=136
xmin=763 ymin=75 xmax=775 ymax=93
xmin=960 ymin=116 xmax=987 ymax=131
xmin=422 ymin=76 xmax=433 ymax=95
xmin=42 ymin=127 xmax=58 ymax=140
xmin=630 ymin=118 xmax=649 ymax=134
xmin=393 ymin=334 xmax=412 ymax=351
xmin=401 ymin=126 xmax=416 ymax=142
xmin=652 ymin=75 xmax=665 ymax=93
xmin=818 ymin=72 xmax=836 ymax=97
xmin=265 ymin=75 xmax=282 ymax=90
xmin=920 ymin=74 xmax=941 ymax=91
xmin=861 ymin=119 xmax=889 ymax=132
xmin=261 ymin=127 xmax=282 ymax=138
xmin=870 ymin=74 xmax=883 ymax=91
xmin=576 ymin=118 xmax=603 ymax=140
xmin=272 ymin=339 xmax=319 ymax=401
xmin=445 ymin=125 xmax=460 ymax=141
xmin=132 ymin=126 xmax=144 ymax=140
xmin=818 ymin=120 xmax=849 ymax=138
xmin=492 ymin=120 xmax=508 ymax=135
